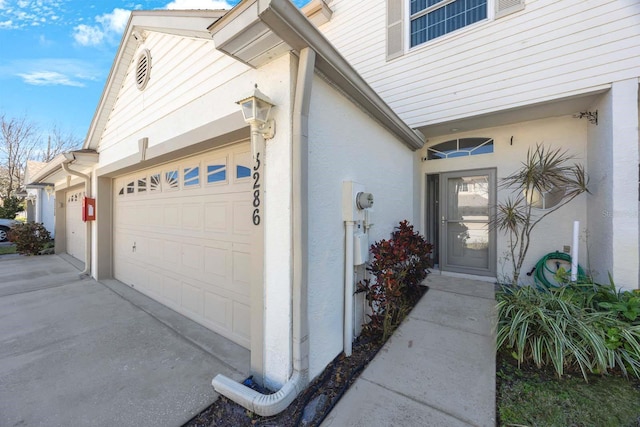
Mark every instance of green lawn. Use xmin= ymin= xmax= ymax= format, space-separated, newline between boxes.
xmin=497 ymin=358 xmax=640 ymax=427
xmin=0 ymin=245 xmax=16 ymax=255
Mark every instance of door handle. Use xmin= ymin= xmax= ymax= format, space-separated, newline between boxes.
xmin=441 ymin=216 xmax=446 ymax=225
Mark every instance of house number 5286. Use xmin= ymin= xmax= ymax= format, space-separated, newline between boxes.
xmin=252 ymin=153 xmax=261 ymax=226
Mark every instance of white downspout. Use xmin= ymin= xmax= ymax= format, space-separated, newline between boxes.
xmin=344 ymin=221 xmax=355 ymax=356
xmin=211 ymin=47 xmax=316 ymax=417
xmin=61 ymin=161 xmax=91 ymax=278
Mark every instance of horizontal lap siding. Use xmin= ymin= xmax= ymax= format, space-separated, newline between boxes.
xmin=321 ymin=0 xmax=640 ymax=127
xmin=99 ymin=32 xmax=248 ymax=153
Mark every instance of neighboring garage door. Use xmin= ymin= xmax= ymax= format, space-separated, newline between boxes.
xmin=113 ymin=142 xmax=254 ymax=348
xmin=65 ymin=188 xmax=85 ymax=263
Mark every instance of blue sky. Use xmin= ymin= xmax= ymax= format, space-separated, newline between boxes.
xmin=0 ymin=0 xmax=310 ymax=142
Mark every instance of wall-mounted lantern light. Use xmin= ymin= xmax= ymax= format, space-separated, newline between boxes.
xmin=45 ymin=185 xmax=54 ymax=199
xmin=236 ymin=85 xmax=275 ymax=160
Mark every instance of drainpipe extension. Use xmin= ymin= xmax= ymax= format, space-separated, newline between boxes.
xmin=61 ymin=161 xmax=91 ymax=277
xmin=211 ymin=47 xmax=316 ymax=416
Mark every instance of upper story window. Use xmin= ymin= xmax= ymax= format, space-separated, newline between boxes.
xmin=386 ymin=0 xmax=524 ymax=60
xmin=410 ymin=0 xmax=487 ymax=47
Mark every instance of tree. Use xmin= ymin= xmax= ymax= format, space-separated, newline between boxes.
xmin=38 ymin=125 xmax=82 ymax=163
xmin=0 ymin=113 xmax=81 ymax=201
xmin=492 ymin=144 xmax=589 ymax=285
xmin=0 ymin=114 xmax=38 ymax=199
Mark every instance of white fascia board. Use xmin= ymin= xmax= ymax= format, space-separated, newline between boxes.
xmin=83 ymin=10 xmax=227 ymax=151
xmin=26 ymin=154 xmax=67 ymax=185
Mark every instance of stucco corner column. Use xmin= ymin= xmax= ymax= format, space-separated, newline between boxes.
xmin=610 ymin=79 xmax=640 ymax=289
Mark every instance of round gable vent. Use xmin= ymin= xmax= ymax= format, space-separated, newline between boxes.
xmin=135 ymin=49 xmax=151 ymax=91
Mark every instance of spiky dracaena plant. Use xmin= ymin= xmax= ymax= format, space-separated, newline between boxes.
xmin=493 ymin=144 xmax=589 ymax=284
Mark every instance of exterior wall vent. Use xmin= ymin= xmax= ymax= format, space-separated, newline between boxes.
xmin=496 ymin=0 xmax=525 ymax=18
xmin=135 ymin=49 xmax=151 ymax=91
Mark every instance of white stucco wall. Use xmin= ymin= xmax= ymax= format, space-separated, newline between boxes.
xmin=306 ymin=75 xmax=418 ymax=381
xmin=260 ymin=56 xmax=294 ymax=388
xmin=421 ymin=116 xmax=590 ymax=284
xmin=39 ymin=188 xmax=56 ymax=238
xmin=586 ymin=90 xmax=615 ymax=286
xmin=586 ymin=80 xmax=640 ymax=290
xmin=609 ymin=80 xmax=640 ymax=289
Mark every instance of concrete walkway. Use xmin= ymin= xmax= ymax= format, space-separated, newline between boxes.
xmin=322 ymin=274 xmax=496 ymax=427
xmin=0 ymin=255 xmax=250 ymax=427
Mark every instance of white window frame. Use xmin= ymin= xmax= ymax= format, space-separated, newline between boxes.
xmin=408 ymin=0 xmax=490 ymax=49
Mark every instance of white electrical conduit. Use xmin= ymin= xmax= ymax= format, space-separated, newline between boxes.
xmin=211 ymin=47 xmax=316 ymax=417
xmin=571 ymin=220 xmax=579 ymax=282
xmin=344 ymin=221 xmax=355 ymax=357
xmin=61 ymin=161 xmax=91 ymax=277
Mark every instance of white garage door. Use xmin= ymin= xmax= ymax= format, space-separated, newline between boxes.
xmin=65 ymin=189 xmax=85 ymax=263
xmin=113 ymin=142 xmax=254 ymax=348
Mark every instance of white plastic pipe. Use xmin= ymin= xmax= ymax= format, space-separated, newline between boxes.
xmin=571 ymin=220 xmax=579 ymax=282
xmin=61 ymin=161 xmax=91 ymax=278
xmin=212 ymin=47 xmax=316 ymax=417
xmin=344 ymin=221 xmax=355 ymax=357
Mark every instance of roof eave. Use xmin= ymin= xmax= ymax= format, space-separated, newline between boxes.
xmin=209 ymin=0 xmax=424 ymax=151
xmin=83 ymin=10 xmax=229 ymax=151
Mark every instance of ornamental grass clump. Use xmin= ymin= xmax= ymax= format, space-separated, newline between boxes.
xmin=358 ymin=221 xmax=432 ymax=341
xmin=496 ymin=284 xmax=640 ymax=381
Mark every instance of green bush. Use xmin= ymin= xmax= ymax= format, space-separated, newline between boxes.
xmin=357 ymin=221 xmax=432 ymax=341
xmin=497 ymin=284 xmax=640 ymax=380
xmin=9 ymin=222 xmax=52 ymax=255
xmin=0 ymin=196 xmax=24 ymax=219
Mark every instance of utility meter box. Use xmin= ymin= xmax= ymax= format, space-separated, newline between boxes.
xmin=353 ymin=232 xmax=369 ymax=265
xmin=342 ymin=181 xmax=365 ymax=222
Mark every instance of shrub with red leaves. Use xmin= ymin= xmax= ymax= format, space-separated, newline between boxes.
xmin=358 ymin=220 xmax=432 ymax=341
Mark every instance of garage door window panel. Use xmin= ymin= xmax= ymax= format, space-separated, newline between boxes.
xmin=236 ymin=165 xmax=251 ymax=179
xmin=183 ymin=165 xmax=200 ymax=188
xmin=164 ymin=170 xmax=179 ymax=191
xmin=150 ymin=173 xmax=161 ymax=192
xmin=138 ymin=177 xmax=147 ymax=193
xmin=207 ymin=163 xmax=227 ymax=184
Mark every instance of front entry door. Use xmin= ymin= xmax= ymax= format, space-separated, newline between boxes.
xmin=439 ymin=169 xmax=496 ymax=276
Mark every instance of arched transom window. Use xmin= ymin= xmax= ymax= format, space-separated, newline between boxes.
xmin=427 ymin=137 xmax=494 ymax=160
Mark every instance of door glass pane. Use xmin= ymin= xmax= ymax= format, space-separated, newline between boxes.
xmin=445 ymin=174 xmax=490 ymax=271
xmin=446 ymin=221 xmax=489 ymax=269
xmin=447 ymin=176 xmax=489 ymax=217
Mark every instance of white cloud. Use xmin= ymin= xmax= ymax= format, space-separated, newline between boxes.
xmin=73 ymin=23 xmax=104 ymax=46
xmin=96 ymin=8 xmax=129 ymax=34
xmin=38 ymin=34 xmax=52 ymax=46
xmin=73 ymin=8 xmax=130 ymax=47
xmin=3 ymin=58 xmax=101 ymax=87
xmin=0 ymin=19 xmax=13 ymax=28
xmin=0 ymin=0 xmax=65 ymax=29
xmin=164 ymin=0 xmax=233 ymax=10
xmin=17 ymin=71 xmax=85 ymax=87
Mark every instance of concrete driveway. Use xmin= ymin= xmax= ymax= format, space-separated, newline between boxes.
xmin=0 ymin=254 xmax=250 ymax=427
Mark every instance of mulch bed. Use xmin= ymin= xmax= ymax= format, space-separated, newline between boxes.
xmin=184 ymin=336 xmax=382 ymax=427
xmin=184 ymin=286 xmax=429 ymax=427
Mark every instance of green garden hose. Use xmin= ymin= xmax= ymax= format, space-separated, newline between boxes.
xmin=534 ymin=251 xmax=586 ymax=288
